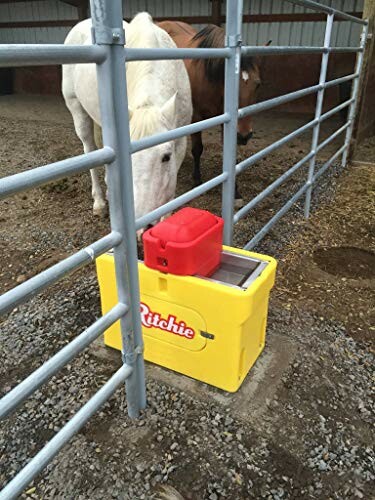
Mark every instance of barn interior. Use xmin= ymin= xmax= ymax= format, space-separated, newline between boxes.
xmin=0 ymin=0 xmax=373 ymax=154
xmin=0 ymin=1 xmax=374 ymax=499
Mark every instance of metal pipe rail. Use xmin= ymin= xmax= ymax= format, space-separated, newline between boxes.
xmin=0 ymin=2 xmax=147 ymax=497
xmin=243 ymin=142 xmax=351 ymax=251
xmin=0 ymin=0 xmax=369 ymax=496
xmin=0 ymin=44 xmax=106 ymax=67
xmin=284 ymin=0 xmax=368 ymax=24
xmin=0 ymin=303 xmax=128 ymax=420
xmin=0 ymin=232 xmax=122 ymax=316
xmin=320 ymin=97 xmax=355 ymax=121
xmin=0 ymin=147 xmax=115 ymax=199
xmin=244 ymin=181 xmax=310 ymax=250
xmin=238 ymin=73 xmax=358 ymax=119
xmin=236 ymin=118 xmax=318 ymax=176
xmin=234 ymin=118 xmax=351 ymax=225
xmin=131 ymin=113 xmax=230 ymax=153
xmin=0 ymin=364 xmax=133 ymax=500
xmin=94 ymin=0 xmax=147 ymax=416
xmin=234 ymin=151 xmax=314 ymax=223
xmin=342 ymin=24 xmax=369 ymax=167
xmin=220 ymin=0 xmax=243 ymax=244
xmin=236 ymin=94 xmax=356 ymax=180
xmin=325 ymin=73 xmax=359 ymax=89
xmin=241 ymin=46 xmax=363 ymax=56
xmin=124 ymin=47 xmax=230 ymax=61
xmin=316 ymin=122 xmax=351 ymax=153
xmin=304 ymin=12 xmax=334 ymax=218
xmin=315 ymin=144 xmax=347 ymax=180
xmin=136 ymin=173 xmax=227 ymax=230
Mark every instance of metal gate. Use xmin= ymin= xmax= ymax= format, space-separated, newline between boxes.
xmin=0 ymin=0 xmax=368 ymax=497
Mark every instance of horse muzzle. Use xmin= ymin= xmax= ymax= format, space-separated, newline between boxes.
xmin=237 ymin=131 xmax=253 ymax=146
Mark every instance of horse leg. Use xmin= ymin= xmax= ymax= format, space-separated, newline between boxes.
xmin=93 ymin=121 xmax=110 ymax=202
xmin=65 ymin=96 xmax=106 ymax=216
xmin=234 ymin=181 xmax=244 ymax=208
xmin=191 ymin=131 xmax=203 ymax=186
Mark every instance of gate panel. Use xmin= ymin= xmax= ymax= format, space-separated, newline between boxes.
xmin=0 ymin=0 xmax=369 ymax=496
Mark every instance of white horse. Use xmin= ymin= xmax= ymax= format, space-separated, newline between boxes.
xmin=62 ymin=13 xmax=192 ymax=219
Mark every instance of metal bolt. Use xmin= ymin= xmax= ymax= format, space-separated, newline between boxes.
xmin=135 ymin=345 xmax=143 ymax=355
xmin=112 ymin=32 xmax=120 ymax=41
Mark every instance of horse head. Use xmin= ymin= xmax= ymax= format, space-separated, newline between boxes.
xmin=191 ymin=26 xmax=271 ymax=147
xmin=129 ymin=93 xmax=180 ymax=222
xmin=237 ymin=63 xmax=261 ymax=145
xmin=237 ymin=40 xmax=271 ymax=146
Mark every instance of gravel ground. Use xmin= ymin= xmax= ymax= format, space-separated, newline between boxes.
xmin=1 ymin=282 xmax=373 ymax=499
xmin=0 ymin=95 xmax=374 ymax=499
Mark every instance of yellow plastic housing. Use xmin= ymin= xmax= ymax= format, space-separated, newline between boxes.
xmin=96 ymin=246 xmax=277 ymax=392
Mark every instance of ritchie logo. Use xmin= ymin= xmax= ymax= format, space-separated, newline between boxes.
xmin=140 ymin=302 xmax=195 ymax=339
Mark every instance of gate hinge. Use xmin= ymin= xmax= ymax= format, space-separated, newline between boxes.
xmin=91 ymin=26 xmax=125 ymax=45
xmin=225 ymin=34 xmax=242 ymax=47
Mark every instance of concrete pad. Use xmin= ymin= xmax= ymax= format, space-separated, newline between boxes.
xmin=91 ymin=333 xmax=297 ymax=422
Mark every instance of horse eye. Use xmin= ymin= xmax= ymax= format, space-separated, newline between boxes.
xmin=162 ymin=153 xmax=171 ymax=163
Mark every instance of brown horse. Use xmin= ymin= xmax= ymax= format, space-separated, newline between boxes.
xmin=159 ymin=21 xmax=264 ymax=202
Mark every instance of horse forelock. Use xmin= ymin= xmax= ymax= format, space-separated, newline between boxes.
xmin=192 ymin=24 xmax=257 ymax=84
xmin=130 ymin=104 xmax=168 ymax=140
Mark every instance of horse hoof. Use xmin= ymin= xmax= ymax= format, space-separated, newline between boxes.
xmin=234 ymin=198 xmax=244 ymax=209
xmin=93 ymin=203 xmax=107 ymax=218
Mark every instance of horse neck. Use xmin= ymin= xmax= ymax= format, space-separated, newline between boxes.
xmin=188 ymin=63 xmax=223 ymax=119
xmin=126 ymin=25 xmax=161 ymax=112
xmin=126 ymin=61 xmax=156 ymax=108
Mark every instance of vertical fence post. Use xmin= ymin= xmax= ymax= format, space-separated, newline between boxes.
xmin=222 ymin=0 xmax=243 ymax=245
xmin=341 ymin=22 xmax=369 ymax=167
xmin=304 ymin=13 xmax=334 ymax=218
xmin=90 ymin=0 xmax=146 ymax=418
xmin=211 ymin=0 xmax=222 ymax=26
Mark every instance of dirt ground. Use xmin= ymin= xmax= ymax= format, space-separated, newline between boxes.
xmin=0 ymin=95 xmax=374 ymax=499
xmin=0 ymin=95 xmax=373 ymax=342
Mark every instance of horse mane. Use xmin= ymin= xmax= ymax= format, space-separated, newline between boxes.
xmin=126 ymin=12 xmax=167 ymax=139
xmin=192 ymin=24 xmax=256 ymax=83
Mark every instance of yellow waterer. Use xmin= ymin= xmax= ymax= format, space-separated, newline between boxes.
xmin=96 ymin=241 xmax=276 ymax=392
xmin=97 ymin=207 xmax=276 ymax=392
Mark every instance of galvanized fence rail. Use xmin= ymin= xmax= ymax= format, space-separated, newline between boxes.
xmin=0 ymin=0 xmax=368 ymax=497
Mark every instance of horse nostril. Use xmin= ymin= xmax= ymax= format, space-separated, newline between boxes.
xmin=237 ymin=132 xmax=253 ymax=146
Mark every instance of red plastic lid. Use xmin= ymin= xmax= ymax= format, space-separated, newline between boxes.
xmin=148 ymin=207 xmax=219 ymax=246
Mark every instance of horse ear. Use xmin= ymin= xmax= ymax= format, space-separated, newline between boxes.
xmin=255 ymin=40 xmax=272 ymax=68
xmin=161 ymin=92 xmax=178 ymax=126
